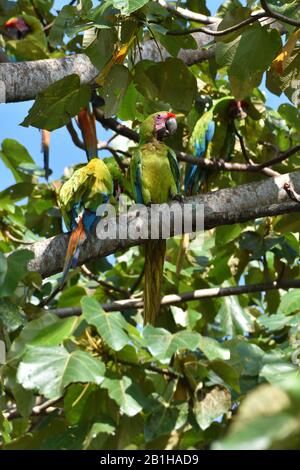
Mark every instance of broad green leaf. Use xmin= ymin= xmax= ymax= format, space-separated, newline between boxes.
xmin=144 ymin=404 xmax=181 ymax=442
xmin=0 ymin=140 xmax=34 ymax=183
xmin=0 ymin=300 xmax=26 ymax=333
xmin=82 ymin=296 xmax=131 ymax=351
xmin=199 ymin=336 xmax=230 ymax=361
xmin=17 ymin=346 xmax=105 ymax=399
xmin=21 ymin=75 xmax=91 ymax=131
xmin=217 ymin=25 xmax=281 ymax=98
xmin=48 ymin=5 xmax=77 ymax=47
xmin=103 ymin=65 xmax=131 ymax=117
xmin=0 ymin=250 xmax=34 ymax=297
xmin=209 ymin=360 xmax=240 ymax=392
xmin=57 ymin=286 xmax=87 ymax=308
xmin=134 ymin=59 xmax=197 ymax=112
xmin=112 ymin=0 xmax=149 ymax=14
xmin=279 ymin=289 xmax=300 ymax=315
xmin=101 ymin=376 xmax=143 ymax=417
xmin=143 ymin=325 xmax=201 ymax=363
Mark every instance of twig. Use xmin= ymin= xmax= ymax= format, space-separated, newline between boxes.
xmin=81 ymin=264 xmax=129 ymax=296
xmin=98 ymin=145 xmax=128 ymax=172
xmin=166 ymin=13 xmax=265 ymax=37
xmin=129 ymin=264 xmax=145 ymax=295
xmin=261 ymin=0 xmax=300 ymax=27
xmin=119 ymin=359 xmax=181 ymax=379
xmin=49 ymin=279 xmax=300 ymax=317
xmin=4 ymin=230 xmax=35 ymax=245
xmin=4 ymin=398 xmax=60 ymax=421
xmin=66 ymin=121 xmax=85 ymax=150
xmin=94 ymin=108 xmax=139 ymax=143
xmin=283 ymin=181 xmax=300 ymax=203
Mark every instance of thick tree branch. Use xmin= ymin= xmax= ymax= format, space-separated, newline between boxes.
xmin=50 ymin=279 xmax=300 ymax=317
xmin=26 ymin=170 xmax=300 ymax=279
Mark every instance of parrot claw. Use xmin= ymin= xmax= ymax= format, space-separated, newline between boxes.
xmin=171 ymin=194 xmax=184 ymax=203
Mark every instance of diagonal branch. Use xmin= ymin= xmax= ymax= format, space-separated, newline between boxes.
xmin=25 ymin=170 xmax=300 ymax=279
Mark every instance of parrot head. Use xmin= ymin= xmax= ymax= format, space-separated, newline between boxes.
xmin=154 ymin=112 xmax=177 ymax=140
xmin=140 ymin=111 xmax=177 ymax=143
xmin=4 ymin=17 xmax=31 ymax=39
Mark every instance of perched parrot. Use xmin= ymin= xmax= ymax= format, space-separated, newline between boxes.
xmin=59 ymin=158 xmax=113 ymax=283
xmin=130 ymin=111 xmax=180 ymax=325
xmin=177 ymin=97 xmax=249 ymax=276
xmin=77 ymin=104 xmax=98 ymax=161
xmin=4 ymin=15 xmax=48 ymax=61
xmin=184 ymin=96 xmax=248 ymax=195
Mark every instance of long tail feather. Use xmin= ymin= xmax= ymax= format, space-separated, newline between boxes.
xmin=41 ymin=129 xmax=51 ymax=180
xmin=176 ymin=232 xmax=190 ymax=277
xmin=62 ymin=218 xmax=86 ymax=284
xmin=144 ymin=239 xmax=166 ymax=325
xmin=77 ymin=106 xmax=98 ymax=161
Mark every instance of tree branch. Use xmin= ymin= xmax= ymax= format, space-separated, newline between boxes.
xmin=260 ymin=0 xmax=300 ymax=27
xmin=49 ymin=279 xmax=300 ymax=317
xmin=25 ymin=170 xmax=300 ymax=279
xmin=166 ymin=13 xmax=265 ymax=37
xmin=157 ymin=0 xmax=218 ymax=25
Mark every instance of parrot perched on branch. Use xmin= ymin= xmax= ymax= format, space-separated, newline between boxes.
xmin=58 ymin=158 xmax=113 ymax=283
xmin=130 ymin=112 xmax=180 ymax=325
xmin=177 ymin=97 xmax=249 ymax=276
xmin=184 ymin=97 xmax=248 ymax=195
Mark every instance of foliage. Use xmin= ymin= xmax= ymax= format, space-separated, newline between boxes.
xmin=0 ymin=0 xmax=300 ymax=451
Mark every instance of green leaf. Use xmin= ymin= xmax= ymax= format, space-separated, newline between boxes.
xmin=82 ymin=296 xmax=131 ymax=351
xmin=57 ymin=286 xmax=87 ymax=308
xmin=17 ymin=346 xmax=105 ymax=399
xmin=134 ymin=59 xmax=197 ymax=112
xmin=0 ymin=300 xmax=26 ymax=333
xmin=29 ymin=316 xmax=80 ymax=347
xmin=0 ymin=250 xmax=34 ymax=297
xmin=199 ymin=336 xmax=230 ymax=361
xmin=112 ymin=0 xmax=149 ymax=15
xmin=144 ymin=404 xmax=181 ymax=442
xmin=143 ymin=325 xmax=201 ymax=363
xmin=209 ymin=360 xmax=240 ymax=392
xmin=0 ymin=140 xmax=35 ymax=182
xmin=21 ymin=75 xmax=91 ymax=131
xmin=217 ymin=25 xmax=281 ymax=98
xmin=48 ymin=5 xmax=76 ymax=47
xmin=193 ymin=385 xmax=231 ymax=430
xmin=279 ymin=289 xmax=300 ymax=315
xmin=102 ymin=65 xmax=131 ymax=117
xmin=101 ymin=376 xmax=143 ymax=417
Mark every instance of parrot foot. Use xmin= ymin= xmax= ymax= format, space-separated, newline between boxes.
xmin=171 ymin=194 xmax=184 ymax=203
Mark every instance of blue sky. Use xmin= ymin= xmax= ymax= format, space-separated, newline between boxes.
xmin=0 ymin=0 xmax=286 ymax=190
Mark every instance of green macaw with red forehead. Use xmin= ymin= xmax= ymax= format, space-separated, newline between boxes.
xmin=130 ymin=111 xmax=180 ymax=325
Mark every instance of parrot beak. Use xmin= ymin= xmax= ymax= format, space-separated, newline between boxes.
xmin=165 ymin=113 xmax=177 ymax=136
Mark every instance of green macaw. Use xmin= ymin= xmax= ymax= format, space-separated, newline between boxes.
xmin=58 ymin=158 xmax=113 ymax=283
xmin=185 ymin=96 xmax=248 ymax=195
xmin=4 ymin=15 xmax=48 ymax=61
xmin=130 ymin=111 xmax=180 ymax=325
xmin=178 ymin=97 xmax=249 ymax=276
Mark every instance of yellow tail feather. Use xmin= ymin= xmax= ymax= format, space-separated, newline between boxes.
xmin=144 ymin=239 xmax=166 ymax=325
xmin=176 ymin=233 xmax=190 ymax=277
